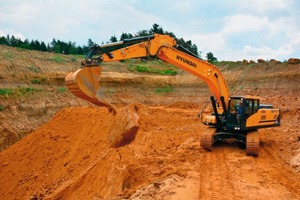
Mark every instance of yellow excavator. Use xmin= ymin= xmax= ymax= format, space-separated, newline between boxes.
xmin=65 ymin=34 xmax=280 ymax=156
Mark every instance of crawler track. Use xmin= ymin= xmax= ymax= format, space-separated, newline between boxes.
xmin=200 ymin=128 xmax=216 ymax=151
xmin=246 ymin=130 xmax=260 ymax=156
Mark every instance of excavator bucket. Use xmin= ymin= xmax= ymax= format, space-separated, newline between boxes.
xmin=65 ymin=67 xmax=114 ymax=110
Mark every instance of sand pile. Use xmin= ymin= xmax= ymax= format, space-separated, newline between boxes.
xmin=0 ymin=104 xmax=203 ymax=199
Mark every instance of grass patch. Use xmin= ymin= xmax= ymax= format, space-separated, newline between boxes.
xmin=31 ymin=77 xmax=46 ymax=84
xmin=57 ymin=87 xmax=66 ymax=92
xmin=18 ymin=87 xmax=41 ymax=95
xmin=155 ymin=85 xmax=174 ymax=94
xmin=0 ymin=88 xmax=14 ymax=96
xmin=0 ymin=87 xmax=42 ymax=97
xmin=128 ymin=64 xmax=177 ymax=75
xmin=52 ymin=55 xmax=66 ymax=63
xmin=31 ymin=78 xmax=42 ymax=84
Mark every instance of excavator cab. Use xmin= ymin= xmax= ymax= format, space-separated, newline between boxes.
xmin=226 ymin=97 xmax=260 ymax=131
xmin=226 ymin=96 xmax=280 ymax=132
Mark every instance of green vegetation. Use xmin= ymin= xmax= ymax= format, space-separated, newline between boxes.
xmin=31 ymin=77 xmax=46 ymax=84
xmin=31 ymin=78 xmax=42 ymax=84
xmin=18 ymin=87 xmax=41 ymax=95
xmin=0 ymin=87 xmax=41 ymax=97
xmin=206 ymin=52 xmax=218 ymax=64
xmin=128 ymin=64 xmax=177 ymax=75
xmin=52 ymin=55 xmax=66 ymax=63
xmin=155 ymin=85 xmax=174 ymax=94
xmin=57 ymin=87 xmax=66 ymax=92
xmin=0 ymin=88 xmax=14 ymax=96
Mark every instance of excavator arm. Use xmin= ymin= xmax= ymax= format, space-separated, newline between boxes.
xmin=72 ymin=34 xmax=230 ymax=114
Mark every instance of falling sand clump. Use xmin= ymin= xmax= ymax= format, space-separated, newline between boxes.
xmin=108 ymin=104 xmax=140 ymax=148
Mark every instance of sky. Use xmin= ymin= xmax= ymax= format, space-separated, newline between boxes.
xmin=0 ymin=0 xmax=299 ymax=61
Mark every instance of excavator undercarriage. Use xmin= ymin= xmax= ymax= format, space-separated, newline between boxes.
xmin=200 ymin=128 xmax=260 ymax=156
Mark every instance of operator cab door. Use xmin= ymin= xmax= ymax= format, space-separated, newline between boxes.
xmin=227 ymin=97 xmax=259 ymax=131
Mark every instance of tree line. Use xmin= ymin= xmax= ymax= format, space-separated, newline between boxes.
xmin=0 ymin=24 xmax=202 ymax=56
xmin=0 ymin=24 xmax=219 ymax=62
xmin=0 ymin=35 xmax=90 ymax=55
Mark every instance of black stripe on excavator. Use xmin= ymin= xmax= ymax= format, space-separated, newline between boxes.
xmin=176 ymin=45 xmax=201 ymax=59
xmin=99 ymin=46 xmax=114 ymax=59
xmin=85 ymin=45 xmax=97 ymax=59
xmin=123 ymin=35 xmax=155 ymax=44
xmin=85 ymin=35 xmax=156 ymax=62
xmin=259 ymin=120 xmax=277 ymax=123
xmin=247 ymin=124 xmax=280 ymax=129
xmin=210 ymin=96 xmax=221 ymax=125
xmin=85 ymin=45 xmax=114 ymax=60
xmin=220 ymin=96 xmax=227 ymax=116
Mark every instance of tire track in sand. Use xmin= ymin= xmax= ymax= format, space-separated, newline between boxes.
xmin=199 ymin=144 xmax=237 ymax=200
xmin=198 ymin=142 xmax=300 ymax=200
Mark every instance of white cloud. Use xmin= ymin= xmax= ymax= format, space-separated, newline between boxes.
xmin=0 ymin=29 xmax=26 ymax=40
xmin=188 ymin=33 xmax=225 ymax=56
xmin=223 ymin=15 xmax=269 ymax=35
xmin=242 ymin=45 xmax=291 ymax=60
xmin=187 ymin=9 xmax=300 ymax=61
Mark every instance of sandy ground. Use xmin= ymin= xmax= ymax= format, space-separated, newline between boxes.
xmin=0 ymin=102 xmax=299 ymax=199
